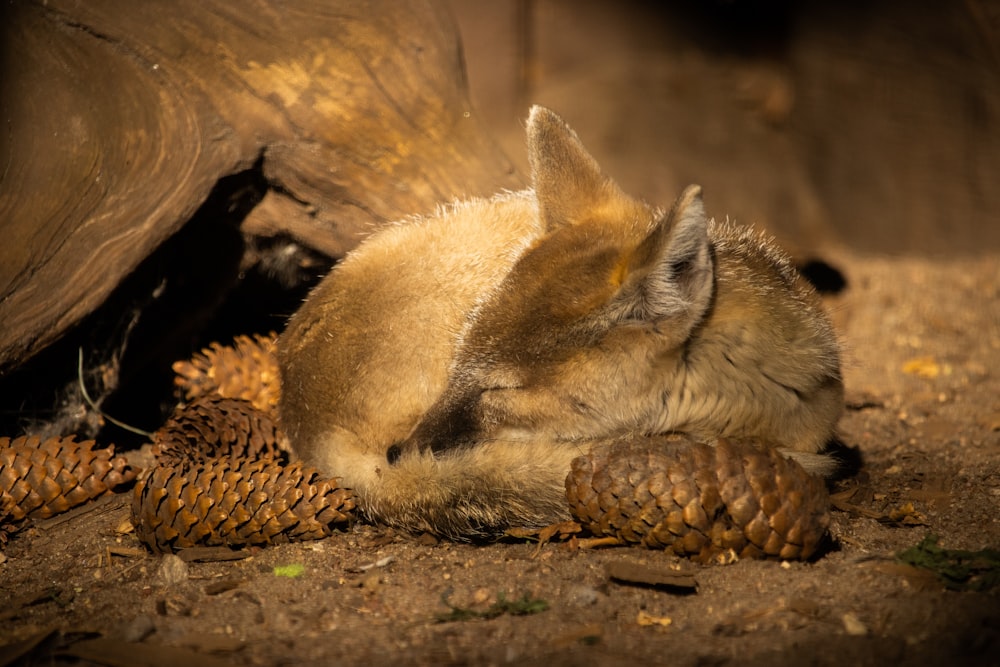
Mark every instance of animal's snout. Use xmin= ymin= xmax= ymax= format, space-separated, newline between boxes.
xmin=386 ymin=437 xmax=433 ymax=465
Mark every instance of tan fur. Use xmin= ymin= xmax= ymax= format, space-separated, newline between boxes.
xmin=278 ymin=190 xmax=545 ymax=498
xmin=279 ymin=106 xmax=844 ymax=538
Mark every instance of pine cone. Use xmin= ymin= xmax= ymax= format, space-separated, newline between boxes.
xmin=1 ymin=493 xmax=17 ymax=548
xmin=0 ymin=436 xmax=138 ymax=524
xmin=566 ymin=435 xmax=830 ymax=561
xmin=132 ymin=458 xmax=356 ymax=553
xmin=172 ymin=333 xmax=280 ymax=416
xmin=153 ymin=396 xmax=288 ymax=468
xmin=132 ymin=396 xmax=356 ymax=552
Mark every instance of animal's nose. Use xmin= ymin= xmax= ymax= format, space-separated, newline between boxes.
xmin=386 ymin=443 xmax=403 ymax=465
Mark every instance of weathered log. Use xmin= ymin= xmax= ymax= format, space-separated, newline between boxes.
xmin=0 ymin=0 xmax=520 ymax=373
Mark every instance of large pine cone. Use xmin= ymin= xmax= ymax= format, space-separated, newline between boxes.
xmin=0 ymin=436 xmax=138 ymax=524
xmin=566 ymin=435 xmax=830 ymax=561
xmin=132 ymin=396 xmax=356 ymax=553
xmin=172 ymin=333 xmax=280 ymax=416
xmin=132 ymin=458 xmax=356 ymax=553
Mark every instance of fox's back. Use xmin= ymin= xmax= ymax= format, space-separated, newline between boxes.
xmin=278 ymin=190 xmax=543 ymax=480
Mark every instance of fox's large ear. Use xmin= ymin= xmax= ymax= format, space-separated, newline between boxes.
xmin=526 ymin=105 xmax=625 ymax=230
xmin=611 ymin=185 xmax=714 ymax=328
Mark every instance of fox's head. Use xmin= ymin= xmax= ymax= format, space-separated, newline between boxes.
xmin=389 ymin=107 xmax=717 ymax=462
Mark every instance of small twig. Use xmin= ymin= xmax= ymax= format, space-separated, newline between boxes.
xmin=107 ymin=546 xmax=148 ymax=559
xmin=77 ymin=347 xmax=154 ymax=438
xmin=568 ymin=536 xmax=622 ymax=550
xmin=35 ymin=493 xmax=129 ymax=531
xmin=829 ymin=496 xmax=885 ymax=520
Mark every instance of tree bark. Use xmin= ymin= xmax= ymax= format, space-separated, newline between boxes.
xmin=0 ymin=0 xmax=521 ymax=373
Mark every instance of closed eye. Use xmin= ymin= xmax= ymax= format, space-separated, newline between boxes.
xmin=478 ymin=370 xmax=525 ymax=393
xmin=480 ymin=384 xmax=522 ymax=398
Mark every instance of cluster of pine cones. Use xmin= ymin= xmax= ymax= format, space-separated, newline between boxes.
xmin=1 ymin=335 xmax=354 ymax=553
xmin=1 ymin=334 xmax=829 ymax=560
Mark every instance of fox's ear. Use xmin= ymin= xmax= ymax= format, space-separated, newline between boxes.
xmin=612 ymin=185 xmax=714 ymax=327
xmin=526 ymin=105 xmax=625 ymax=230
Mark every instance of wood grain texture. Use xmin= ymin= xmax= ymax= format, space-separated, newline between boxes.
xmin=0 ymin=0 xmax=520 ymax=372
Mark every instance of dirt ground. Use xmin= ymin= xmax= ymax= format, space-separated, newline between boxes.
xmin=2 ymin=2 xmax=999 ymax=666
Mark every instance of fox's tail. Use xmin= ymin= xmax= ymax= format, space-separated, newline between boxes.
xmin=782 ymin=435 xmax=858 ymax=481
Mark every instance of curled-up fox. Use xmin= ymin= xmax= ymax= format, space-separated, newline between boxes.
xmin=279 ymin=106 xmax=844 ymax=537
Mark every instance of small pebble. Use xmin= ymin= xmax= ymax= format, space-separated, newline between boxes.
xmin=566 ymin=584 xmax=600 ymax=606
xmin=157 ymin=553 xmax=189 ymax=586
xmin=841 ymin=611 xmax=868 ymax=636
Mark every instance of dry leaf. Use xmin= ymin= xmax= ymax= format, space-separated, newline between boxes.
xmin=887 ymin=502 xmax=928 ymax=526
xmin=902 ymin=356 xmax=941 ymax=379
xmin=841 ymin=611 xmax=868 ymax=636
xmin=637 ymin=610 xmax=673 ymax=627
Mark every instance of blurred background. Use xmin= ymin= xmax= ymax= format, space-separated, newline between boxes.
xmin=450 ymin=0 xmax=1000 ymax=257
